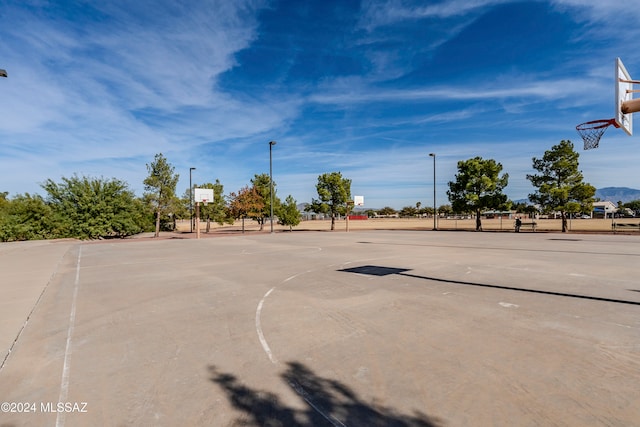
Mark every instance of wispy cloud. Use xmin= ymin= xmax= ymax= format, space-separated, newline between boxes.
xmin=358 ymin=0 xmax=511 ymax=31
xmin=308 ymin=77 xmax=604 ymax=105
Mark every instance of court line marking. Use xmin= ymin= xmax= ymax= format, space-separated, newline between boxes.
xmin=256 ymin=287 xmax=277 ymax=364
xmin=288 ymin=380 xmax=347 ymax=427
xmin=255 ymin=259 xmax=394 ymax=365
xmin=0 ymin=245 xmax=74 ymax=371
xmin=56 ymin=246 xmax=82 ymax=427
xmin=256 ymin=269 xmax=319 ymax=364
xmin=255 ymin=270 xmax=347 ymax=427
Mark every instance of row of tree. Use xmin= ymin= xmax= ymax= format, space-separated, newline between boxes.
xmin=0 ymin=140 xmax=633 ymax=241
xmin=0 ymin=153 xmax=355 ymax=241
xmin=445 ymin=140 xmax=597 ymax=232
xmin=367 ymin=139 xmax=635 ymax=233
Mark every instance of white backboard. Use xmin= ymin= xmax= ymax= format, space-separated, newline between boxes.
xmin=194 ymin=188 xmax=214 ymax=203
xmin=616 ymin=57 xmax=633 ymax=136
xmin=354 ymin=195 xmax=364 ymax=206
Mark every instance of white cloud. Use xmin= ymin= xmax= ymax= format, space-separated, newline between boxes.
xmin=308 ymin=76 xmax=604 ymax=106
xmin=358 ymin=0 xmax=511 ymax=31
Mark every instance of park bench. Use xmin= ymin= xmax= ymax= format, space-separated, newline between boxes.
xmin=515 ymin=221 xmax=537 ymax=232
xmin=611 ymin=222 xmax=640 ymax=232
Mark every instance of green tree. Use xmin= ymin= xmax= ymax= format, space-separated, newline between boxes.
xmin=399 ymin=206 xmax=418 ymax=217
xmin=527 ymin=140 xmax=596 ymax=232
xmin=228 ymin=186 xmax=264 ymax=233
xmin=364 ymin=209 xmax=377 ymax=218
xmin=511 ymin=201 xmax=528 ymax=213
xmin=250 ymin=173 xmax=281 ymax=231
xmin=42 ymin=175 xmax=146 ymax=239
xmin=447 ymin=157 xmax=509 ymax=231
xmin=377 ymin=206 xmax=397 ymax=216
xmin=420 ymin=206 xmax=433 ymax=217
xmin=278 ymin=195 xmax=301 ymax=231
xmin=0 ymin=193 xmax=55 ymax=241
xmin=0 ymin=191 xmax=8 ymax=209
xmin=307 ymin=172 xmax=352 ymax=230
xmin=144 ymin=153 xmax=179 ymax=237
xmin=437 ymin=204 xmax=453 ymax=217
xmin=195 ymin=180 xmax=233 ymax=232
xmin=623 ymin=199 xmax=640 ymax=216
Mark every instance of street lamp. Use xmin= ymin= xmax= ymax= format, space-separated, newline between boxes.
xmin=269 ymin=141 xmax=276 ymax=233
xmin=429 ymin=153 xmax=437 ymax=230
xmin=189 ymin=167 xmax=196 ymax=233
xmin=0 ymin=69 xmax=7 ymax=78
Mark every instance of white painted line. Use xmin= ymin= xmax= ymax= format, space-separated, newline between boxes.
xmin=284 ymin=270 xmax=312 ymax=282
xmin=254 ymin=268 xmax=348 ymax=425
xmin=256 ymin=287 xmax=277 ymax=364
xmin=499 ymin=302 xmax=519 ymax=308
xmin=288 ymin=380 xmax=347 ymax=427
xmin=56 ymin=246 xmax=82 ymax=427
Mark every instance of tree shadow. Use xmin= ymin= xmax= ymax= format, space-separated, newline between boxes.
xmin=209 ymin=361 xmax=443 ymax=426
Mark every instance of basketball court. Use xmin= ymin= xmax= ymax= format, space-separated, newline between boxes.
xmin=1 ymin=230 xmax=639 ymax=426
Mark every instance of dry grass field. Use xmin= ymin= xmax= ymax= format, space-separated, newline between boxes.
xmin=177 ymin=217 xmax=640 ymax=235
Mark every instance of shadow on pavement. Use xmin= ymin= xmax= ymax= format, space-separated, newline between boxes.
xmin=209 ymin=361 xmax=443 ymax=426
xmin=341 ymin=265 xmax=640 ymax=306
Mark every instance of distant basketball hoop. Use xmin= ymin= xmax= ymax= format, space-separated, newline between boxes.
xmin=194 ymin=188 xmax=214 ymax=205
xmin=193 ymin=188 xmax=214 ymax=239
xmin=575 ymin=119 xmax=619 ymax=150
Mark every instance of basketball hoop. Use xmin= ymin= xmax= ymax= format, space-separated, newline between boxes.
xmin=575 ymin=119 xmax=619 ymax=150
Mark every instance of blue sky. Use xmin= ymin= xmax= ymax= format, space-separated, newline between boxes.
xmin=1 ymin=0 xmax=639 ymax=209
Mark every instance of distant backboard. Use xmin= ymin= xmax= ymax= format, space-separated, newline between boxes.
xmin=194 ymin=188 xmax=214 ymax=204
xmin=616 ymin=57 xmax=633 ymax=136
xmin=354 ymin=195 xmax=364 ymax=206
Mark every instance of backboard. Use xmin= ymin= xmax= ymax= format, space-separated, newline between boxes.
xmin=354 ymin=195 xmax=364 ymax=206
xmin=616 ymin=57 xmax=633 ymax=135
xmin=194 ymin=188 xmax=214 ymax=204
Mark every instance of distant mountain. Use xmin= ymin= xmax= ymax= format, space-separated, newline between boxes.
xmin=595 ymin=187 xmax=640 ymax=203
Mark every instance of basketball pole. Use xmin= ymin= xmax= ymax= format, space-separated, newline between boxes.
xmin=269 ymin=140 xmax=276 ymax=233
xmin=429 ymin=153 xmax=437 ymax=231
xmin=196 ymin=202 xmax=200 ymax=239
xmin=189 ymin=167 xmax=196 ymax=233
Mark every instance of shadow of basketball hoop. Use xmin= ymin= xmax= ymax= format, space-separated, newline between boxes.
xmin=340 ymin=265 xmax=411 ymax=276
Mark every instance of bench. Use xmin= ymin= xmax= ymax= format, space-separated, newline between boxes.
xmin=515 ymin=221 xmax=536 ymax=232
xmin=611 ymin=222 xmax=640 ymax=232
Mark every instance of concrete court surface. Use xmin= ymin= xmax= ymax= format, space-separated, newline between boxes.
xmin=0 ymin=231 xmax=639 ymax=426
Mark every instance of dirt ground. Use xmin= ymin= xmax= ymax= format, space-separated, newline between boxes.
xmin=181 ymin=216 xmax=640 ymax=234
xmin=1 ymin=230 xmax=639 ymax=426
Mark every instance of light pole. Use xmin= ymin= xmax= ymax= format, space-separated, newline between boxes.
xmin=189 ymin=167 xmax=196 ymax=232
xmin=0 ymin=69 xmax=7 ymax=78
xmin=429 ymin=153 xmax=437 ymax=230
xmin=269 ymin=141 xmax=276 ymax=233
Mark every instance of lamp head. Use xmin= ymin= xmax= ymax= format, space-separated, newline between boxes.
xmin=269 ymin=140 xmax=277 ymax=146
